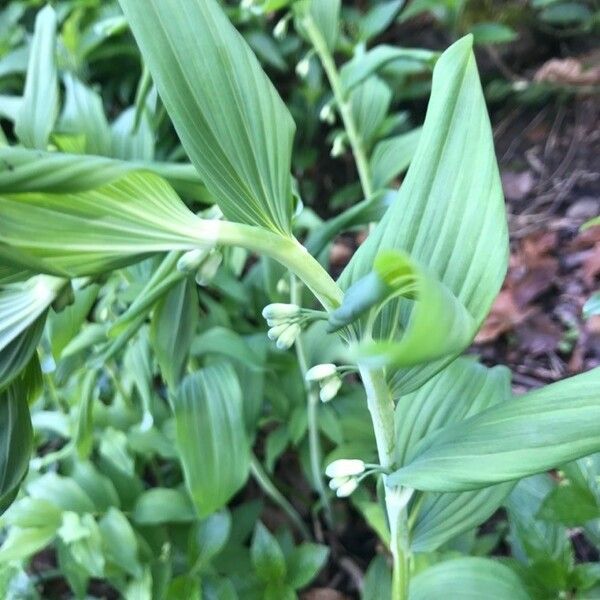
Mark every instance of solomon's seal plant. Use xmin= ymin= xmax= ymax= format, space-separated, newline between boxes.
xmin=1 ymin=0 xmax=600 ymax=598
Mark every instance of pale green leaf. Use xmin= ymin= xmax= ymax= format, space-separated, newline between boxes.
xmin=308 ymin=0 xmax=341 ymax=50
xmin=27 ymin=473 xmax=95 ymax=514
xmin=410 ymin=557 xmax=530 ymax=600
xmin=118 ymin=0 xmax=296 ymax=234
xmin=390 ymin=367 xmax=600 ymax=491
xmin=370 ymin=128 xmax=421 ymax=189
xmin=151 ymin=277 xmax=198 ymax=389
xmin=0 ymin=146 xmax=207 ymax=199
xmin=338 ymin=35 xmax=508 ymax=393
xmin=175 ymin=363 xmax=250 ymax=518
xmin=132 ymin=488 xmax=196 ymax=525
xmin=0 ymin=172 xmax=210 ymax=277
xmin=0 ymin=526 xmax=57 ymax=564
xmin=99 ymin=508 xmax=142 ymax=578
xmin=15 ymin=5 xmax=58 ymax=149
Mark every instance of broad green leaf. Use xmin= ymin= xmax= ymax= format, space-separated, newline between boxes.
xmin=0 ymin=172 xmax=211 ymax=277
xmin=537 ymin=482 xmax=600 ymax=527
xmin=74 ymin=370 xmax=98 ymax=459
xmin=174 ymin=363 xmax=250 ymax=517
xmin=0 ymin=147 xmax=207 ymax=199
xmin=99 ymin=508 xmax=142 ymax=578
xmin=70 ymin=462 xmax=120 ymax=512
xmin=0 ymin=383 xmax=33 ymax=516
xmin=389 ymin=367 xmax=600 ymax=491
xmin=410 ymin=557 xmax=530 ymax=600
xmin=58 ymin=512 xmax=105 ymax=578
xmin=0 ymin=526 xmax=57 ymax=564
xmin=350 ymin=76 xmax=392 ymax=149
xmin=132 ymin=488 xmax=196 ymax=525
xmin=359 ymin=0 xmax=405 ymax=41
xmin=396 ymin=359 xmax=514 ymax=551
xmin=0 ymin=316 xmax=45 ymax=390
xmin=338 ymin=35 xmax=508 ymax=392
xmin=362 ymin=555 xmax=392 ymax=600
xmin=111 ymin=106 xmax=155 ymax=162
xmin=251 ymin=522 xmax=287 ymax=583
xmin=308 ymin=0 xmax=341 ymax=50
xmin=286 ymin=543 xmax=329 ymax=590
xmin=118 ymin=0 xmax=296 ymax=234
xmin=2 ymin=497 xmax=61 ymax=529
xmin=470 ymin=23 xmax=518 ymax=45
xmin=59 ymin=74 xmax=111 ymax=156
xmin=27 ymin=473 xmax=95 ymax=514
xmin=340 ymin=45 xmax=437 ymax=92
xmin=123 ymin=330 xmax=154 ymax=429
xmin=151 ymin=277 xmax=198 ymax=389
xmin=14 ymin=5 xmax=58 ymax=149
xmin=506 ymin=475 xmax=571 ymax=566
xmin=540 ymin=2 xmax=591 ymax=24
xmin=191 ymin=327 xmax=263 ymax=371
xmin=370 ymin=128 xmax=421 ymax=189
xmin=190 ymin=511 xmax=232 ymax=571
xmin=0 ymin=275 xmax=63 ymax=354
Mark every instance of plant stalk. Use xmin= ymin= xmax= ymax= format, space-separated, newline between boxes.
xmin=291 ymin=276 xmax=333 ymax=526
xmin=210 ymin=220 xmax=343 ymax=310
xmin=250 ymin=453 xmax=311 ymax=540
xmin=303 ymin=14 xmax=374 ymax=200
xmin=359 ymin=365 xmax=411 ymax=600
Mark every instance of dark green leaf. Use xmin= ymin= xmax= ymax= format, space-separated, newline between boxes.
xmin=251 ymin=522 xmax=287 ymax=583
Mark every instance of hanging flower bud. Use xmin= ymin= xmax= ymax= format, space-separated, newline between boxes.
xmin=331 ymin=133 xmax=347 ymax=158
xmin=296 ymin=56 xmax=311 ymax=79
xmin=195 ymin=250 xmax=222 ymax=286
xmin=305 ymin=363 xmax=337 ymax=383
xmin=262 ymin=303 xmax=301 ymax=322
xmin=319 ymin=376 xmax=342 ymax=403
xmin=319 ymin=103 xmax=335 ymax=125
xmin=274 ymin=15 xmax=289 ymax=39
xmin=335 ymin=478 xmax=359 ymax=497
xmin=325 ymin=459 xmax=365 ymax=479
xmin=275 ymin=323 xmax=301 ymax=350
xmin=328 ymin=476 xmax=350 ymax=491
xmin=177 ymin=249 xmax=207 ymax=273
xmin=276 ymin=277 xmax=290 ymax=295
xmin=267 ymin=323 xmax=289 ymax=341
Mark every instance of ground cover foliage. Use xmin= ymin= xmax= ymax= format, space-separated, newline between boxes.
xmin=0 ymin=1 xmax=599 ymax=598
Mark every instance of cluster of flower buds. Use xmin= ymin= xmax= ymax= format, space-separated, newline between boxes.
xmin=325 ymin=459 xmax=366 ymax=498
xmin=177 ymin=248 xmax=223 ymax=287
xmin=305 ymin=363 xmax=342 ymax=403
xmin=262 ymin=303 xmax=303 ymax=350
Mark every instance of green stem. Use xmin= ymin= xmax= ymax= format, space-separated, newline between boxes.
xmin=211 ymin=220 xmax=343 ymax=311
xmin=359 ymin=365 xmax=411 ymax=600
xmin=250 ymin=453 xmax=311 ymax=540
xmin=291 ymin=276 xmax=333 ymax=526
xmin=303 ymin=14 xmax=374 ymax=200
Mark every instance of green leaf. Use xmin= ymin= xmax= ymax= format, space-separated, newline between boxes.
xmin=308 ymin=0 xmax=341 ymax=50
xmin=350 ymin=76 xmax=392 ymax=148
xmin=151 ymin=277 xmax=198 ymax=389
xmin=0 ymin=172 xmax=210 ymax=277
xmin=338 ymin=35 xmax=508 ymax=393
xmin=74 ymin=370 xmax=98 ymax=460
xmin=27 ymin=473 xmax=95 ymax=514
xmin=174 ymin=363 xmax=250 ymax=517
xmin=190 ymin=511 xmax=232 ymax=571
xmin=0 ymin=526 xmax=57 ymax=564
xmin=118 ymin=0 xmax=296 ymax=234
xmin=540 ymin=2 xmax=591 ymax=24
xmin=251 ymin=522 xmax=287 ymax=583
xmin=0 ymin=383 xmax=33 ymax=516
xmin=359 ymin=0 xmax=405 ymax=41
xmin=2 ymin=497 xmax=61 ymax=529
xmin=58 ymin=74 xmax=111 ymax=156
xmin=0 ymin=146 xmax=206 ymax=199
xmin=286 ymin=543 xmax=329 ymax=590
xmin=132 ymin=488 xmax=196 ymax=525
xmin=370 ymin=128 xmax=422 ymax=190
xmin=389 ymin=367 xmax=600 ymax=492
xmin=340 ymin=45 xmax=437 ymax=92
xmin=537 ymin=482 xmax=600 ymax=527
xmin=410 ymin=557 xmax=530 ymax=600
xmin=397 ymin=359 xmax=514 ymax=551
xmin=362 ymin=555 xmax=392 ymax=600
xmin=14 ymin=5 xmax=58 ymax=149
xmin=99 ymin=508 xmax=142 ymax=578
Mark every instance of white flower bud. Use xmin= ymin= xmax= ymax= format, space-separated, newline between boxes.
xmin=296 ymin=57 xmax=310 ymax=79
xmin=177 ymin=249 xmax=207 ymax=273
xmin=331 ymin=134 xmax=346 ymax=158
xmin=275 ymin=323 xmax=301 ymax=350
xmin=329 ymin=476 xmax=350 ymax=491
xmin=336 ymin=478 xmax=359 ymax=497
xmin=319 ymin=376 xmax=342 ymax=403
xmin=276 ymin=278 xmax=290 ymax=295
xmin=325 ymin=459 xmax=365 ymax=479
xmin=262 ymin=303 xmax=300 ymax=321
xmin=274 ymin=17 xmax=288 ymax=39
xmin=267 ymin=323 xmax=289 ymax=341
xmin=195 ymin=251 xmax=222 ymax=286
xmin=319 ymin=103 xmax=335 ymax=124
xmin=305 ymin=363 xmax=337 ymax=383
